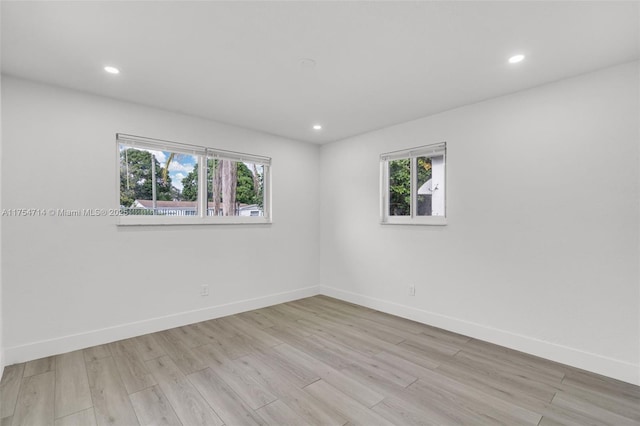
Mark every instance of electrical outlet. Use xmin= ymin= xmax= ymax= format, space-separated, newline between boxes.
xmin=408 ymin=284 xmax=416 ymax=296
xmin=200 ymin=284 xmax=209 ymax=296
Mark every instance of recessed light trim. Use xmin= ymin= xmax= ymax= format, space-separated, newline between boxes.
xmin=508 ymin=54 xmax=525 ymax=64
xmin=300 ymin=58 xmax=317 ymax=70
xmin=104 ymin=66 xmax=120 ymax=74
xmin=312 ymin=124 xmax=322 ymax=131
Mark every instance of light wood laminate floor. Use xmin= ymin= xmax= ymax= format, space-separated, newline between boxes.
xmin=1 ymin=295 xmax=639 ymax=425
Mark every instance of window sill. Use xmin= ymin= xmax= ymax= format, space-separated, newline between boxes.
xmin=117 ymin=216 xmax=272 ymax=226
xmin=381 ymin=216 xmax=447 ymax=226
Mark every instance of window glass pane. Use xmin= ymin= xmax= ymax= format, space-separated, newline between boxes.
xmin=119 ymin=144 xmax=198 ymax=216
xmin=388 ymin=158 xmax=411 ymax=216
xmin=207 ymin=158 xmax=265 ymax=217
xmin=416 ymin=155 xmax=445 ymax=216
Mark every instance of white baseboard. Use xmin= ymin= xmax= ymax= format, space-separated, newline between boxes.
xmin=5 ymin=284 xmax=638 ymax=387
xmin=0 ymin=349 xmax=4 ymax=382
xmin=320 ymin=285 xmax=640 ymax=386
xmin=3 ymin=285 xmax=320 ymax=365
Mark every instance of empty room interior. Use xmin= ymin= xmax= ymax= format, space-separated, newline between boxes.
xmin=0 ymin=1 xmax=639 ymax=425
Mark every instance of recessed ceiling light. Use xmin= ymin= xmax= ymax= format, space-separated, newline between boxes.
xmin=508 ymin=54 xmax=525 ymax=64
xmin=312 ymin=124 xmax=322 ymax=130
xmin=104 ymin=66 xmax=120 ymax=74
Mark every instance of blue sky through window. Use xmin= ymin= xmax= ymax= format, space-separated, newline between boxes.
xmin=119 ymin=145 xmax=197 ymax=192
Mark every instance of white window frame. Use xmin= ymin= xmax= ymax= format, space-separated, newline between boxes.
xmin=116 ymin=134 xmax=272 ymax=226
xmin=380 ymin=142 xmax=447 ymax=226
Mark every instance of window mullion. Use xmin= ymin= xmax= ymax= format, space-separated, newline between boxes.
xmin=198 ymin=155 xmax=207 ymax=218
xmin=411 ymin=156 xmax=417 ymax=218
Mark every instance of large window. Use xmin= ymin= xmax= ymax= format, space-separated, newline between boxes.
xmin=380 ymin=142 xmax=446 ymax=225
xmin=117 ymin=134 xmax=271 ymax=225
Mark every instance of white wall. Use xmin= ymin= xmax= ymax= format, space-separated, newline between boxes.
xmin=0 ymin=69 xmax=4 ymax=379
xmin=1 ymin=76 xmax=320 ymax=363
xmin=319 ymin=62 xmax=640 ymax=385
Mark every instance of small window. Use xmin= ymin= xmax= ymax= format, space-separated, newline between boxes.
xmin=380 ymin=142 xmax=446 ymax=225
xmin=117 ymin=134 xmax=271 ymax=225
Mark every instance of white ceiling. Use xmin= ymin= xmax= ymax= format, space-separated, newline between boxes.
xmin=2 ymin=1 xmax=638 ymax=144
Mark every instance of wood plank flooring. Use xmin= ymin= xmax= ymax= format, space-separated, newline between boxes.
xmin=1 ymin=295 xmax=639 ymax=425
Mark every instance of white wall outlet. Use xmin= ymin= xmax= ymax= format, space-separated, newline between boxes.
xmin=408 ymin=284 xmax=416 ymax=296
xmin=200 ymin=284 xmax=209 ymax=296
